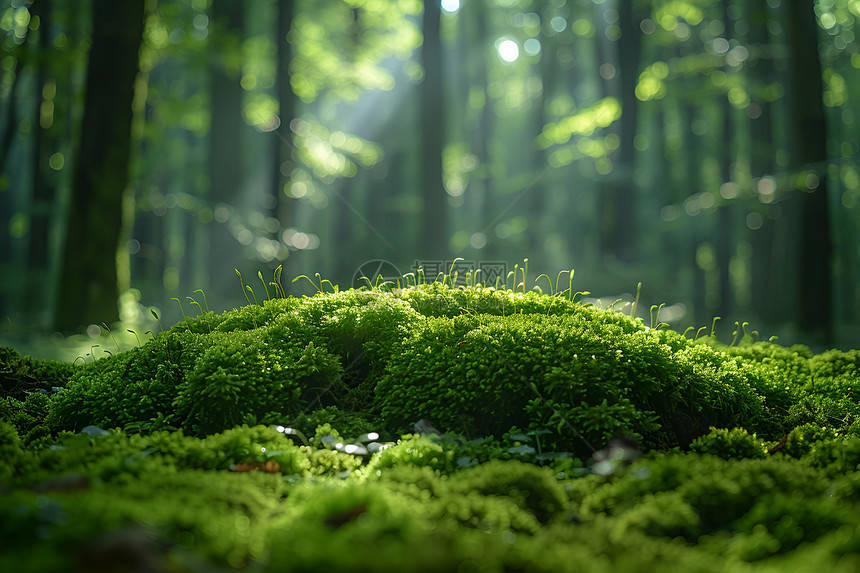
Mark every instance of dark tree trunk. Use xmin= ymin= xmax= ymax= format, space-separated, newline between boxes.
xmin=747 ymin=0 xmax=778 ymax=325
xmin=597 ymin=1 xmax=641 ymax=263
xmin=54 ymin=0 xmax=145 ymax=331
xmin=683 ymin=103 xmax=706 ymax=326
xmin=785 ymin=1 xmax=832 ymax=342
xmin=715 ymin=0 xmax=734 ymax=322
xmin=27 ymin=0 xmax=56 ymax=323
xmin=208 ymin=0 xmax=246 ymax=295
xmin=0 ymin=26 xmax=29 ymax=317
xmin=272 ymin=0 xmax=295 ymax=229
xmin=0 ymin=54 xmax=25 ymax=173
xmin=527 ymin=9 xmax=554 ymax=260
xmin=333 ymin=7 xmax=361 ymax=283
xmin=473 ymin=0 xmax=493 ymax=258
xmin=419 ymin=0 xmax=446 ymax=259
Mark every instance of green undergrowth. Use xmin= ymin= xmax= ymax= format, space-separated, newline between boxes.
xmin=2 ymin=281 xmax=860 ymax=571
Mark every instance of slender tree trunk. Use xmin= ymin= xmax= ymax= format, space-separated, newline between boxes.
xmin=0 ymin=69 xmax=23 ymax=174
xmin=208 ymin=0 xmax=245 ymax=295
xmin=747 ymin=0 xmax=778 ymax=326
xmin=715 ymin=0 xmax=734 ymax=322
xmin=54 ymin=0 xmax=145 ymax=331
xmin=27 ymin=0 xmax=56 ymax=324
xmin=333 ymin=7 xmax=361 ymax=283
xmin=527 ymin=10 xmax=554 ymax=261
xmin=683 ymin=102 xmax=706 ymax=326
xmin=420 ymin=0 xmax=446 ymax=259
xmin=597 ymin=1 xmax=641 ymax=264
xmin=0 ymin=28 xmax=29 ymax=318
xmin=785 ymin=1 xmax=832 ymax=342
xmin=473 ymin=0 xmax=493 ymax=259
xmin=272 ymin=0 xmax=295 ymax=229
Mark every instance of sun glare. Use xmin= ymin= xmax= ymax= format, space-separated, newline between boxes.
xmin=441 ymin=0 xmax=460 ymax=14
xmin=497 ymin=39 xmax=519 ymax=62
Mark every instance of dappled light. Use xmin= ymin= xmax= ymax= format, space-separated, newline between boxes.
xmin=2 ymin=1 xmax=860 ymax=567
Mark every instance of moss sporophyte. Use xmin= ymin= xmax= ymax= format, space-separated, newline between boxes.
xmin=1 ymin=276 xmax=860 ymax=572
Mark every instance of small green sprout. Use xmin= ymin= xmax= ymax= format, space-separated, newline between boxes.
xmin=245 ymin=285 xmax=259 ymax=306
xmin=235 ymin=268 xmax=252 ymax=305
xmin=186 ymin=297 xmax=204 ymax=316
xmin=630 ymin=282 xmax=642 ymax=318
xmin=258 ymin=271 xmax=271 ymax=301
xmin=170 ymin=297 xmax=188 ymax=321
xmin=192 ymin=289 xmax=210 ymax=313
xmin=292 ymin=274 xmax=322 ymax=293
xmin=535 ymin=273 xmax=553 ymax=296
xmin=101 ymin=322 xmax=120 ymax=351
xmin=711 ymin=316 xmax=721 ymax=338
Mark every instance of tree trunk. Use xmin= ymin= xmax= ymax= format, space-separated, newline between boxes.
xmin=0 ymin=26 xmax=29 ymax=318
xmin=333 ymin=7 xmax=362 ymax=284
xmin=272 ymin=0 xmax=295 ymax=229
xmin=208 ymin=0 xmax=246 ymax=296
xmin=715 ymin=0 xmax=734 ymax=322
xmin=746 ymin=0 xmax=778 ymax=326
xmin=683 ymin=102 xmax=706 ymax=326
xmin=27 ymin=0 xmax=56 ymax=325
xmin=785 ymin=1 xmax=832 ymax=342
xmin=473 ymin=0 xmax=493 ymax=259
xmin=54 ymin=0 xmax=145 ymax=332
xmin=527 ymin=9 xmax=554 ymax=261
xmin=419 ymin=0 xmax=446 ymax=259
xmin=597 ymin=0 xmax=641 ymax=264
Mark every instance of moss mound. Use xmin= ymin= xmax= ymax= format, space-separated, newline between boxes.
xmin=1 ymin=283 xmax=859 ymax=571
xmin=8 ymin=284 xmax=833 ymax=446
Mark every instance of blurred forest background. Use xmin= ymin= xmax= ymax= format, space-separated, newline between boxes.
xmin=1 ymin=0 xmax=859 ymax=354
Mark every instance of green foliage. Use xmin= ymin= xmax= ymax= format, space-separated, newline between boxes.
xmin=0 ymin=347 xmax=75 ymax=400
xmin=448 ymin=460 xmax=568 ymax=523
xmin=579 ymin=453 xmax=837 ymax=552
xmin=689 ymin=427 xmax=767 ymax=460
xmin=364 ymin=434 xmax=457 ymax=475
xmin=0 ymin=391 xmax=52 ymax=444
xmin=0 ymin=420 xmax=28 ymax=482
xmin=172 ymin=330 xmax=342 ymax=435
xmin=4 ymin=282 xmax=860 ymax=570
xmin=1 ymin=420 xmax=860 ymax=572
xmin=729 ymin=494 xmax=849 ymax=561
xmin=288 ymin=405 xmax=375 ymax=439
xmin=782 ymin=423 xmax=840 ymax=458
xmin=377 ymin=307 xmax=778 ymax=454
xmin=803 ymin=436 xmax=860 ymax=476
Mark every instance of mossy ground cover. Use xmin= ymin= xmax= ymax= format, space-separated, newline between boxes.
xmin=1 ymin=282 xmax=859 ymax=571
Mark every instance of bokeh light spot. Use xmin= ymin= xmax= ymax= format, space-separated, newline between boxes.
xmin=441 ymin=0 xmax=459 ymax=14
xmin=746 ymin=212 xmax=763 ymax=230
xmin=523 ymin=38 xmax=541 ymax=55
xmin=550 ymin=17 xmax=567 ymax=33
xmin=49 ymin=152 xmax=64 ymax=171
xmin=497 ymin=39 xmax=519 ymax=63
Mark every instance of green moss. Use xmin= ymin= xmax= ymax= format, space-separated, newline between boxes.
xmin=0 ymin=347 xmax=76 ymax=401
xmin=3 ymin=283 xmax=860 ymax=570
xmin=377 ymin=312 xmax=781 ymax=454
xmin=689 ymin=427 xmax=767 ymax=460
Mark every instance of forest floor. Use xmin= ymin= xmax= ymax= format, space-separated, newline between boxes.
xmin=1 ymin=281 xmax=859 ymax=572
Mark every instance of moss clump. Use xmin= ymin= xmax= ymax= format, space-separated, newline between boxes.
xmin=377 ymin=312 xmax=780 ymax=454
xmin=0 ymin=347 xmax=75 ymax=400
xmin=2 ymin=283 xmax=860 ymax=571
xmin=689 ymin=427 xmax=767 ymax=460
